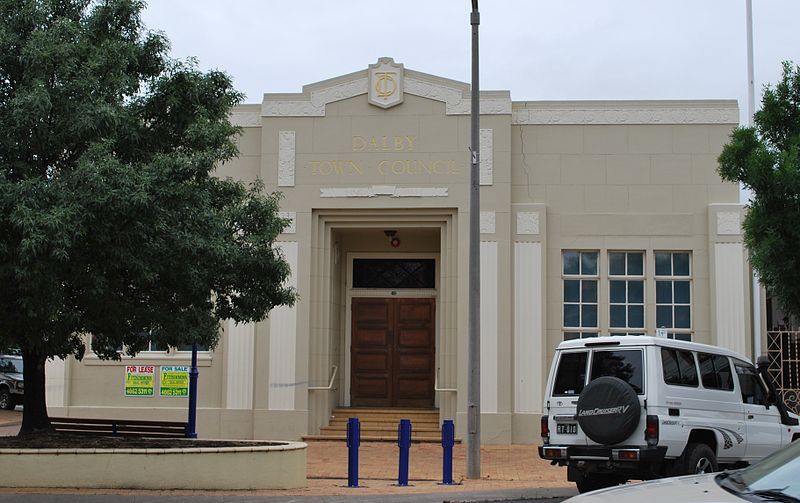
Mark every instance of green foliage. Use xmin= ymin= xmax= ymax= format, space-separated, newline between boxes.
xmin=718 ymin=61 xmax=800 ymax=320
xmin=0 ymin=0 xmax=296 ymax=361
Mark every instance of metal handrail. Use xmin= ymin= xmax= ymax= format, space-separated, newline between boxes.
xmin=308 ymin=365 xmax=338 ymax=391
xmin=435 ymin=368 xmax=457 ymax=393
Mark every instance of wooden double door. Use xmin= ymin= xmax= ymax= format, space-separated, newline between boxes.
xmin=350 ymin=297 xmax=435 ymax=408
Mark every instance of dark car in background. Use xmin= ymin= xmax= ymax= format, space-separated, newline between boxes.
xmin=0 ymin=355 xmax=23 ymax=410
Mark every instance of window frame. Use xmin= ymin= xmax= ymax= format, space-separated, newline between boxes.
xmin=562 ymin=250 xmax=599 ymax=340
xmin=655 ymin=251 xmax=693 ymax=341
xmin=608 ymin=251 xmax=646 ymax=336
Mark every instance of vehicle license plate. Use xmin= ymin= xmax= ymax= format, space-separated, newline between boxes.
xmin=557 ymin=423 xmax=578 ymax=434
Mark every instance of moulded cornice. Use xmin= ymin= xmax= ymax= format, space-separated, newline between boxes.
xmin=229 ymin=105 xmax=261 ymax=127
xmin=511 ymin=100 xmax=739 ymax=125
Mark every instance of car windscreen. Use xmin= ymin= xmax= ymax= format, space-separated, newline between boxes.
xmin=590 ymin=349 xmax=644 ymax=394
xmin=552 ymin=351 xmax=588 ymax=396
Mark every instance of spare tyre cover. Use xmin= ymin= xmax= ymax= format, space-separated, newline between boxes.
xmin=576 ymin=376 xmax=641 ymax=445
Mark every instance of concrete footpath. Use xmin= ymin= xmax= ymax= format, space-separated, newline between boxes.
xmin=0 ymin=410 xmax=576 ymax=502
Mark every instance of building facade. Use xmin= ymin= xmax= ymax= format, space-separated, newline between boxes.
xmin=46 ymin=59 xmax=752 ymax=443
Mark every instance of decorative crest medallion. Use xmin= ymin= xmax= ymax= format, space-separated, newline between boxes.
xmin=368 ymin=57 xmax=404 ymax=109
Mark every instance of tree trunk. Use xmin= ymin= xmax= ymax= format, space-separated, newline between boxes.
xmin=19 ymin=348 xmax=51 ymax=434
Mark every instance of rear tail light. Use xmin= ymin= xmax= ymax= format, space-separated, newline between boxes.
xmin=541 ymin=415 xmax=550 ymax=444
xmin=645 ymin=414 xmax=659 ymax=446
xmin=542 ymin=446 xmax=568 ymax=459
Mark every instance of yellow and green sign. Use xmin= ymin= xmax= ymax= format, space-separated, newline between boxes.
xmin=160 ymin=366 xmax=189 ymax=397
xmin=124 ymin=365 xmax=154 ymax=396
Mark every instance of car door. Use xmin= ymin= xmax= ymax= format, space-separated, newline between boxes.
xmin=696 ymin=353 xmax=747 ymax=462
xmin=735 ymin=362 xmax=783 ymax=460
xmin=546 ymin=350 xmax=589 ymax=446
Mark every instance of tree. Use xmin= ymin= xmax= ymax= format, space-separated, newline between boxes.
xmin=0 ymin=0 xmax=296 ymax=434
xmin=718 ymin=61 xmax=800 ymax=323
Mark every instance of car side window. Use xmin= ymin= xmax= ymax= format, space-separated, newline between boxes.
xmin=661 ymin=348 xmax=698 ymax=387
xmin=699 ymin=352 xmax=734 ymax=391
xmin=553 ymin=351 xmax=588 ymax=396
xmin=0 ymin=359 xmax=14 ymax=373
xmin=735 ymin=363 xmax=768 ymax=406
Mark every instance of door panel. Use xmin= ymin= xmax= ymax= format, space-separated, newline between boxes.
xmin=351 ymin=298 xmax=393 ymax=407
xmin=393 ymin=298 xmax=435 ymax=408
xmin=351 ymin=297 xmax=435 ymax=408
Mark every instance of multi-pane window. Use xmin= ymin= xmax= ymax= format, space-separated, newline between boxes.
xmin=655 ymin=252 xmax=692 ymax=341
xmin=609 ymin=252 xmax=645 ymax=336
xmin=562 ymin=251 xmax=598 ymax=340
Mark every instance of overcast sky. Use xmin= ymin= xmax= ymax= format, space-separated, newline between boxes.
xmin=141 ymin=1 xmax=800 ymax=124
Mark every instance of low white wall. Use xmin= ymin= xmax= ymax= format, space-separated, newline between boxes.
xmin=0 ymin=441 xmax=307 ymax=490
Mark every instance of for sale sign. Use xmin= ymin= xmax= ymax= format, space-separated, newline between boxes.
xmin=125 ymin=365 xmax=154 ymax=396
xmin=160 ymin=366 xmax=189 ymax=397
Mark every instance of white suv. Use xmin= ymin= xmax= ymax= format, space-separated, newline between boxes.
xmin=539 ymin=336 xmax=800 ymax=493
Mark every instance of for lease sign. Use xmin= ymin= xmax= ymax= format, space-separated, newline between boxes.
xmin=160 ymin=366 xmax=189 ymax=397
xmin=125 ymin=365 xmax=154 ymax=396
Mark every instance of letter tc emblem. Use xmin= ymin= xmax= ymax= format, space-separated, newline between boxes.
xmin=368 ymin=57 xmax=404 ymax=109
xmin=374 ymin=72 xmax=397 ymax=99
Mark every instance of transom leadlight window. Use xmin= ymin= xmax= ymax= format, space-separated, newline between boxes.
xmin=609 ymin=251 xmax=645 ymax=336
xmin=562 ymin=251 xmax=598 ymax=340
xmin=655 ymin=251 xmax=692 ymax=341
xmin=352 ymin=259 xmax=436 ymax=289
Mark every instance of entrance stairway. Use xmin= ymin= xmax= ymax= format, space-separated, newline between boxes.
xmin=304 ymin=408 xmax=456 ymax=443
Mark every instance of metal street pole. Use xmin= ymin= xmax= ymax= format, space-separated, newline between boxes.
xmin=187 ymin=341 xmax=199 ymax=438
xmin=746 ymin=0 xmax=762 ymax=359
xmin=467 ymin=0 xmax=481 ymax=480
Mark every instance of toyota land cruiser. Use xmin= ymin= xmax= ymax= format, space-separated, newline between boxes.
xmin=538 ymin=336 xmax=800 ymax=493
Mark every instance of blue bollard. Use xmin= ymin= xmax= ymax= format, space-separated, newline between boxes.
xmin=397 ymin=418 xmax=412 ymax=486
xmin=347 ymin=417 xmax=360 ymax=487
xmin=441 ymin=419 xmax=455 ymax=485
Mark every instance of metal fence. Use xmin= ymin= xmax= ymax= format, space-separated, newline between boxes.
xmin=766 ymin=331 xmax=800 ymax=414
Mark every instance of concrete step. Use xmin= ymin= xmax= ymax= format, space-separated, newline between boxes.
xmin=327 ymin=419 xmax=440 ymax=427
xmin=314 ymin=408 xmax=452 ymax=443
xmin=303 ymin=434 xmax=459 ymax=443
xmin=321 ymin=426 xmax=441 ymax=435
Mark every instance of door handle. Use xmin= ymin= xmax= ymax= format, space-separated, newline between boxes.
xmin=747 ymin=414 xmax=754 ymax=419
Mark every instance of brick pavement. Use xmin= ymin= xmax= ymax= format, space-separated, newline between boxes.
xmin=0 ymin=409 xmax=572 ymax=497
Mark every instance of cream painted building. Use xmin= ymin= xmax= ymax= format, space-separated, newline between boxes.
xmin=46 ymin=58 xmax=752 ymax=444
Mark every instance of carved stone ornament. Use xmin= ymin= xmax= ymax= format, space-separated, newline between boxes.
xmin=716 ymin=211 xmax=741 ymax=235
xmin=480 ymin=129 xmax=493 ymax=186
xmin=516 ymin=212 xmax=540 ymax=235
xmin=229 ymin=111 xmax=261 ymax=127
xmin=368 ymin=58 xmax=404 ymax=109
xmin=278 ymin=131 xmax=295 ymax=187
xmin=278 ymin=211 xmax=296 ymax=234
xmin=480 ymin=211 xmax=496 ymax=234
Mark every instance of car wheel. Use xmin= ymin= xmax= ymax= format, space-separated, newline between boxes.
xmin=576 ymin=475 xmax=622 ymax=494
xmin=0 ymin=389 xmax=13 ymax=410
xmin=680 ymin=442 xmax=718 ymax=475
